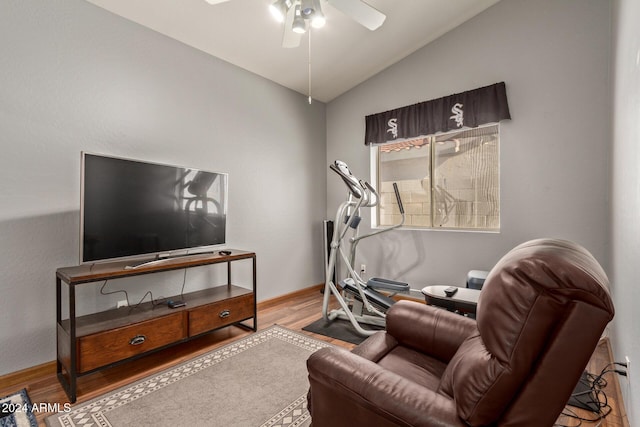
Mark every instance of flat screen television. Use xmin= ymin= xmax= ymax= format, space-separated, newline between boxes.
xmin=81 ymin=153 xmax=228 ymax=264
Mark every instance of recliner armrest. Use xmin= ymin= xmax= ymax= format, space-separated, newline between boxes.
xmin=307 ymin=346 xmax=467 ymax=427
xmin=386 ymin=301 xmax=478 ymax=363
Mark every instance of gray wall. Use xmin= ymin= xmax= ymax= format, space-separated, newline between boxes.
xmin=4 ymin=2 xmax=637 ymax=420
xmin=0 ymin=0 xmax=326 ymax=376
xmin=611 ymin=0 xmax=640 ymax=422
xmin=326 ymin=0 xmax=611 ymax=289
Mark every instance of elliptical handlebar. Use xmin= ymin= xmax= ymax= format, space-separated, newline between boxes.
xmin=331 ymin=160 xmax=404 ymax=213
xmin=362 ymin=181 xmax=379 ymax=208
xmin=330 ymin=160 xmax=383 ymax=208
xmin=330 ymin=160 xmax=406 ymax=244
xmin=392 ymin=182 xmax=404 ymax=214
xmin=330 ymin=160 xmax=363 ymax=199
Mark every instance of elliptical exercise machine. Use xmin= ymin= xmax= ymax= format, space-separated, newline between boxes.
xmin=322 ymin=160 xmax=410 ymax=336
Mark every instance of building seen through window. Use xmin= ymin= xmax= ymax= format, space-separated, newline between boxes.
xmin=374 ymin=124 xmax=500 ymax=231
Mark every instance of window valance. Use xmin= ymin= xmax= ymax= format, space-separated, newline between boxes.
xmin=364 ymin=82 xmax=511 ymax=145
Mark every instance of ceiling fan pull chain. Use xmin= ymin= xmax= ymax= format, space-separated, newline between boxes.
xmin=308 ymin=27 xmax=312 ymax=104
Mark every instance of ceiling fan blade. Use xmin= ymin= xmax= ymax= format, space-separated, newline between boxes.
xmin=282 ymin=4 xmax=302 ymax=48
xmin=327 ymin=0 xmax=386 ymax=30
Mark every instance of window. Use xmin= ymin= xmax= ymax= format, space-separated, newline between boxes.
xmin=373 ymin=124 xmax=500 ymax=231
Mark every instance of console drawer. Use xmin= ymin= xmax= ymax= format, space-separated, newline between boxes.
xmin=77 ymin=312 xmax=186 ymax=373
xmin=188 ymin=293 xmax=254 ymax=336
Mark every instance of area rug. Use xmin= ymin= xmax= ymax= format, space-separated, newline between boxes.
xmin=302 ymin=317 xmax=384 ymax=345
xmin=0 ymin=388 xmax=38 ymax=427
xmin=46 ymin=325 xmax=331 ymax=427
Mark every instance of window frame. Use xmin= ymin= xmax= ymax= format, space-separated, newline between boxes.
xmin=370 ymin=123 xmax=501 ymax=233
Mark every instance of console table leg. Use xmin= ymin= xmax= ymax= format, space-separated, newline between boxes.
xmin=69 ymin=285 xmax=77 ymax=403
xmin=252 ymin=255 xmax=257 ymax=331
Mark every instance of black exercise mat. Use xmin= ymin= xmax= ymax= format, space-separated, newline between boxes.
xmin=302 ymin=317 xmax=384 ymax=345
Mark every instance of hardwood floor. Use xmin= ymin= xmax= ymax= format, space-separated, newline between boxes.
xmin=0 ymin=285 xmax=629 ymax=426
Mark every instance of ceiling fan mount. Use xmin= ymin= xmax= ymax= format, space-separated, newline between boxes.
xmin=205 ymin=0 xmax=386 ymax=48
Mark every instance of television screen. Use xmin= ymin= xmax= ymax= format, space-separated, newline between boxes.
xmin=81 ymin=153 xmax=228 ymax=263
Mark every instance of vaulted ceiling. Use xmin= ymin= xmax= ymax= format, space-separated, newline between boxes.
xmin=84 ymin=0 xmax=501 ymax=102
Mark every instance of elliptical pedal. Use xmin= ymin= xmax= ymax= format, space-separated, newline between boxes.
xmin=339 ymin=278 xmax=397 ymax=311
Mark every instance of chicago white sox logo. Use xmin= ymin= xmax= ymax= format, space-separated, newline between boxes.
xmin=450 ymin=103 xmax=464 ymax=128
xmin=387 ymin=118 xmax=398 ymax=138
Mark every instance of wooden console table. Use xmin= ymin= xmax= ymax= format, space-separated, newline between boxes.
xmin=56 ymin=250 xmax=256 ymax=402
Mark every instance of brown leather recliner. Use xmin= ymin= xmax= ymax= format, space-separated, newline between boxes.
xmin=306 ymin=239 xmax=614 ymax=426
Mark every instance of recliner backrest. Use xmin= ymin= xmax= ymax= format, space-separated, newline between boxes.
xmin=438 ymin=239 xmax=614 ymax=426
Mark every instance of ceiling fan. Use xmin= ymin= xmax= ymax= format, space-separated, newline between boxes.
xmin=204 ymin=0 xmax=387 ymax=48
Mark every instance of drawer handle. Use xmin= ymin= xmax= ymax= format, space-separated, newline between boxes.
xmin=129 ymin=335 xmax=146 ymax=346
xmin=219 ymin=309 xmax=231 ymax=318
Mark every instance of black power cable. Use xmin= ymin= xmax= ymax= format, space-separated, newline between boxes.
xmin=554 ymin=362 xmax=627 ymax=426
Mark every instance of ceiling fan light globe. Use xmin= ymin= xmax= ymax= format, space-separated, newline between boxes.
xmin=292 ymin=20 xmax=307 ymax=33
xmin=292 ymin=4 xmax=306 ymax=34
xmin=269 ymin=6 xmax=285 ymax=22
xmin=269 ymin=0 xmax=288 ymax=22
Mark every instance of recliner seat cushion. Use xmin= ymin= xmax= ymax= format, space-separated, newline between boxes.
xmin=378 ymin=346 xmax=448 ymax=392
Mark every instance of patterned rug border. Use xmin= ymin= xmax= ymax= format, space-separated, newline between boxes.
xmin=0 ymin=388 xmax=38 ymax=427
xmin=47 ymin=325 xmax=331 ymax=427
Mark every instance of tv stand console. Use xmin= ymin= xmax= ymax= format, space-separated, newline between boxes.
xmin=56 ymin=250 xmax=256 ymax=403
